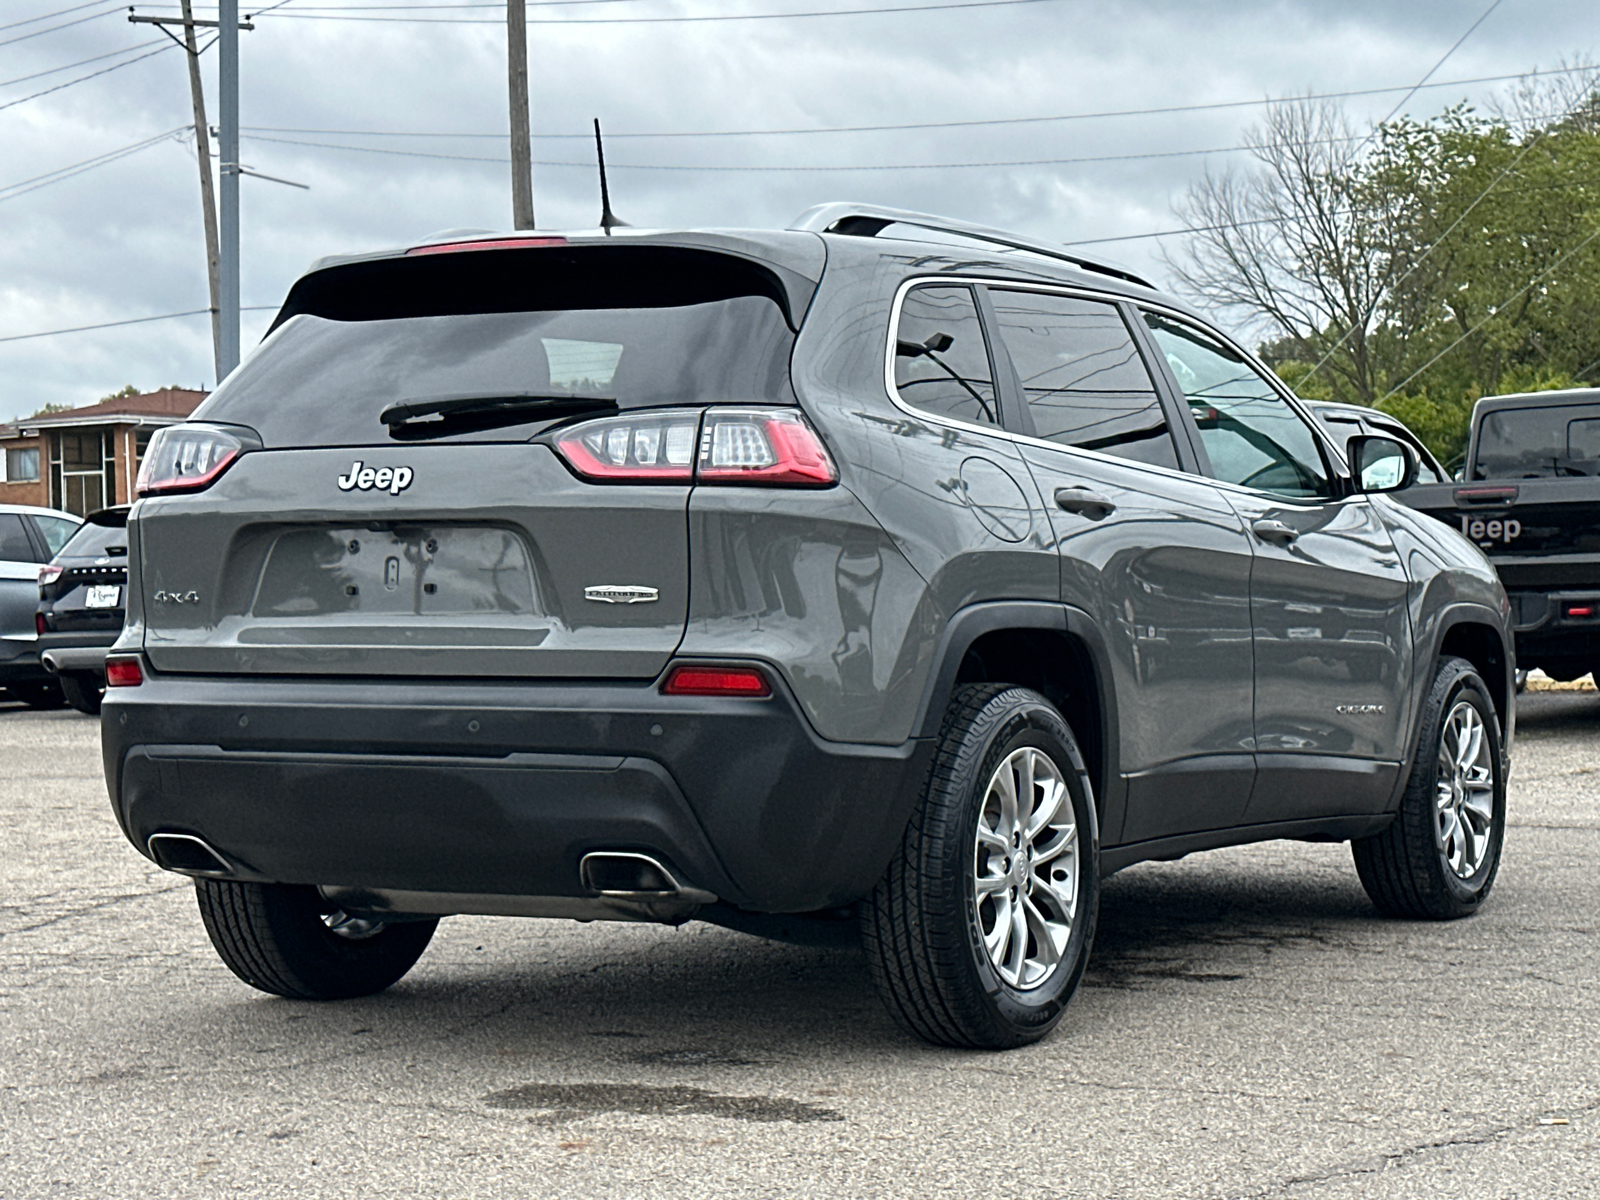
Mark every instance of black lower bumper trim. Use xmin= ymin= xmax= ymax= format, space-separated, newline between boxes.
xmin=103 ymin=670 xmax=932 ymax=913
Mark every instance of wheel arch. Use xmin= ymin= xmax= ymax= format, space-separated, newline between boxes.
xmin=1434 ymin=610 xmax=1513 ymax=749
xmin=911 ymin=602 xmax=1121 ymax=831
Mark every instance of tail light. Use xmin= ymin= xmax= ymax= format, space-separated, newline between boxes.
xmin=105 ymin=656 xmax=144 ymax=687
xmin=551 ymin=408 xmax=837 ymax=486
xmin=406 ymin=236 xmax=567 ymax=256
xmin=661 ymin=664 xmax=771 ymax=697
xmin=136 ymin=424 xmax=243 ymax=496
xmin=38 ymin=564 xmax=62 ymax=587
xmin=553 ymin=409 xmax=699 ymax=481
xmin=35 ymin=612 xmax=47 ymax=635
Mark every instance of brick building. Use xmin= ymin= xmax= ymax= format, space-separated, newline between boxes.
xmin=0 ymin=388 xmax=207 ymax=515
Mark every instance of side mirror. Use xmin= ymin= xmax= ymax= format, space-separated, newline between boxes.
xmin=1348 ymin=434 xmax=1417 ymax=493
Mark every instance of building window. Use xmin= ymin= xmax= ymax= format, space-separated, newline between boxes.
xmin=6 ymin=447 xmax=40 ymax=483
xmin=48 ymin=430 xmax=113 ymax=516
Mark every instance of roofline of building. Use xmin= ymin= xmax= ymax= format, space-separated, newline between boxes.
xmin=9 ymin=412 xmax=190 ymax=434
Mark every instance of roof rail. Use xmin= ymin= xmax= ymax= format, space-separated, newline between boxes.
xmin=788 ymin=202 xmax=1153 ymax=289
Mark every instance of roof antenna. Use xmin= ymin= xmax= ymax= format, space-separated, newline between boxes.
xmin=594 ymin=117 xmax=627 ymax=235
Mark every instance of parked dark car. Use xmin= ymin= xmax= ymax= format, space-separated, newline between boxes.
xmin=37 ymin=506 xmax=130 ymax=714
xmin=103 ymin=205 xmax=1515 ymax=1048
xmin=1 ymin=503 xmax=80 ymax=708
xmin=1394 ymin=387 xmax=1600 ymax=683
xmin=1308 ymin=400 xmax=1451 ymax=484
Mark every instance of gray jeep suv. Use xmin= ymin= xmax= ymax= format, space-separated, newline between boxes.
xmin=102 ymin=205 xmax=1514 ymax=1048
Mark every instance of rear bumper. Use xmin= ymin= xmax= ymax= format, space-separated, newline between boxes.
xmin=101 ymin=666 xmax=931 ymax=914
xmin=1506 ymin=589 xmax=1600 ymax=667
xmin=38 ymin=631 xmax=119 ymax=676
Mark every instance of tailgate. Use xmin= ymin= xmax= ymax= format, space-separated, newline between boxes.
xmin=138 ymin=445 xmax=689 ymax=678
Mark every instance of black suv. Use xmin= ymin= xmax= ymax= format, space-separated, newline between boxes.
xmin=102 ymin=205 xmax=1514 ymax=1048
xmin=37 ymin=506 xmax=130 ymax=714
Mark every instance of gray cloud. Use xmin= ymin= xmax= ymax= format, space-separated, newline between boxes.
xmin=1 ymin=0 xmax=1593 ymax=419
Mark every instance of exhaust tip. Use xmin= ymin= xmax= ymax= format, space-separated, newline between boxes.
xmin=147 ymin=832 xmax=233 ymax=877
xmin=579 ymin=851 xmax=715 ymax=904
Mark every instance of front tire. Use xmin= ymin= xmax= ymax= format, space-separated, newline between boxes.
xmin=1352 ymin=657 xmax=1506 ymax=919
xmin=195 ymin=879 xmax=438 ymax=999
xmin=860 ymin=684 xmax=1099 ymax=1049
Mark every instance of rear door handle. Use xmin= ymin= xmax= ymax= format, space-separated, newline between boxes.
xmin=1054 ymin=487 xmax=1116 ymax=520
xmin=1251 ymin=519 xmax=1299 ymax=546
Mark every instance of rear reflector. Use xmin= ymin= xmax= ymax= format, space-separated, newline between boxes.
xmin=35 ymin=612 xmax=47 ymax=635
xmin=406 ymin=237 xmax=568 ymax=256
xmin=136 ymin=424 xmax=243 ymax=496
xmin=105 ymin=656 xmax=144 ymax=687
xmin=661 ymin=665 xmax=771 ymax=697
xmin=1567 ymin=604 xmax=1594 ymax=618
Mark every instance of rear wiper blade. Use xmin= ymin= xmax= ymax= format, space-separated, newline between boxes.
xmin=380 ymin=392 xmax=617 ymax=433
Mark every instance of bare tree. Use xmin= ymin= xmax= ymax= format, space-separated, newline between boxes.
xmin=1161 ymin=99 xmax=1401 ymax=405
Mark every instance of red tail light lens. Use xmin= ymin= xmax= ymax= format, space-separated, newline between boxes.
xmin=136 ymin=424 xmax=243 ymax=496
xmin=35 ymin=612 xmax=47 ymax=635
xmin=697 ymin=409 xmax=837 ymax=485
xmin=661 ymin=664 xmax=771 ymax=697
xmin=550 ymin=408 xmax=837 ymax=486
xmin=37 ymin=564 xmax=62 ymax=587
xmin=1567 ymin=604 xmax=1594 ymax=618
xmin=406 ymin=237 xmax=568 ymax=256
xmin=553 ymin=410 xmax=700 ymax=481
xmin=105 ymin=656 xmax=144 ymax=687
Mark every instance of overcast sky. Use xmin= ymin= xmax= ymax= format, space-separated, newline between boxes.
xmin=0 ymin=0 xmax=1594 ymax=421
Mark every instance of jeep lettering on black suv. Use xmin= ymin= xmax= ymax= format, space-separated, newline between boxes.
xmin=102 ymin=205 xmax=1515 ymax=1048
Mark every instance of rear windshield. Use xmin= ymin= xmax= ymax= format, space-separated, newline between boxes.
xmin=1473 ymin=402 xmax=1600 ymax=478
xmin=56 ymin=518 xmax=125 ymax=560
xmin=195 ymin=247 xmax=798 ymax=448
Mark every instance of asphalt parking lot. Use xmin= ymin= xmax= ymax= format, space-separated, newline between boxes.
xmin=1 ymin=689 xmax=1596 ymax=1199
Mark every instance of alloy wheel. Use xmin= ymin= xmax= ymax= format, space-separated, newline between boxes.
xmin=1435 ymin=699 xmax=1495 ymax=879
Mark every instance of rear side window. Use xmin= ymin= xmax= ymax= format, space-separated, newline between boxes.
xmin=893 ymin=285 xmax=999 ymax=427
xmin=195 ymin=247 xmax=799 ymax=449
xmin=0 ymin=514 xmax=37 ymax=563
xmin=989 ymin=290 xmax=1178 ymax=470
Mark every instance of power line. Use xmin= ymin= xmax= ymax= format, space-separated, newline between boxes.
xmin=236 ymin=65 xmax=1600 ymax=142
xmin=0 ymin=38 xmax=167 ymax=89
xmin=0 ymin=42 xmax=178 ymax=115
xmin=250 ymin=0 xmax=1079 ymax=22
xmin=0 ymin=305 xmax=277 ymax=345
xmin=0 ymin=4 xmax=123 ymax=48
xmin=0 ymin=127 xmax=187 ymax=202
xmin=241 ymin=129 xmax=1374 ymax=170
xmin=0 ymin=0 xmax=118 ymax=33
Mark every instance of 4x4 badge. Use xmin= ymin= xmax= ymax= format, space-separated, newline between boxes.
xmin=584 ymin=585 xmax=659 ymax=604
xmin=337 ymin=461 xmax=414 ymax=495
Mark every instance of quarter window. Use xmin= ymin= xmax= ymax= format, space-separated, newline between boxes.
xmin=990 ymin=290 xmax=1177 ymax=470
xmin=893 ymin=285 xmax=999 ymax=427
xmin=1143 ymin=313 xmax=1329 ymax=498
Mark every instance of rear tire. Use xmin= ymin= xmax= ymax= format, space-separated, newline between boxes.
xmin=194 ymin=879 xmax=438 ymax=999
xmin=860 ymin=684 xmax=1099 ymax=1049
xmin=1352 ymin=657 xmax=1506 ymax=919
xmin=58 ymin=673 xmax=103 ymax=715
xmin=8 ymin=680 xmax=65 ymax=709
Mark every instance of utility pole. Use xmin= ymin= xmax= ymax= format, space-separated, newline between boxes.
xmin=130 ymin=6 xmax=253 ymax=380
xmin=507 ymin=0 xmax=535 ymax=229
xmin=218 ymin=0 xmax=240 ymax=374
xmin=180 ymin=0 xmax=221 ymax=381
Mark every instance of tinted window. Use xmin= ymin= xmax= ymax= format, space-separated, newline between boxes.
xmin=991 ymin=290 xmax=1177 ymax=470
xmin=893 ymin=285 xmax=998 ymax=427
xmin=1472 ymin=403 xmax=1600 ymax=479
xmin=55 ymin=519 xmax=123 ymax=560
xmin=1144 ymin=313 xmax=1329 ymax=498
xmin=0 ymin=514 xmax=37 ymax=563
xmin=199 ymin=297 xmax=795 ymax=449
